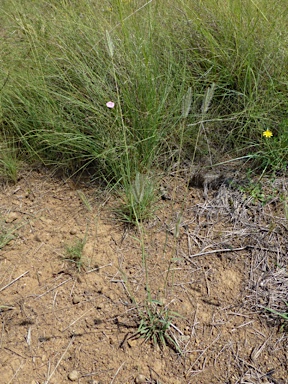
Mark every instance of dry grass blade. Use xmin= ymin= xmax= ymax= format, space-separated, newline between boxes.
xmin=44 ymin=337 xmax=74 ymax=384
xmin=0 ymin=271 xmax=29 ymax=292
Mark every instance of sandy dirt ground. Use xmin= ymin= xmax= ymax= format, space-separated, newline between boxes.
xmin=0 ymin=167 xmax=287 ymax=383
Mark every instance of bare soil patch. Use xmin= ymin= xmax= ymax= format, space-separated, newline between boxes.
xmin=0 ymin=167 xmax=287 ymax=383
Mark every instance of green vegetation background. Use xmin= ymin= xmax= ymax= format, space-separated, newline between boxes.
xmin=1 ymin=0 xmax=287 ymax=186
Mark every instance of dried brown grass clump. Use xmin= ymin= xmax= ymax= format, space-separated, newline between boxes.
xmin=194 ymin=176 xmax=288 ymax=332
xmin=252 ymin=268 xmax=288 ymax=330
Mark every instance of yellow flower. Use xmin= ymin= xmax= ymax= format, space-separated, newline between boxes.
xmin=262 ymin=129 xmax=273 ymax=138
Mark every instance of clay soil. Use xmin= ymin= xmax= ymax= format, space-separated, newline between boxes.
xmin=0 ymin=167 xmax=287 ymax=384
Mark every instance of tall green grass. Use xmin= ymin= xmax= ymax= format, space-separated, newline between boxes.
xmin=1 ymin=0 xmax=287 ymax=190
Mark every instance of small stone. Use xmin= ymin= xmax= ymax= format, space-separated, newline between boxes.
xmin=5 ymin=212 xmax=19 ymax=223
xmin=68 ymin=370 xmax=79 ymax=381
xmin=189 ymin=172 xmax=225 ymax=190
xmin=70 ymin=228 xmax=77 ymax=235
xmin=72 ymin=295 xmax=81 ymax=304
xmin=34 ymin=234 xmax=42 ymax=242
xmin=135 ymin=374 xmax=146 ymax=383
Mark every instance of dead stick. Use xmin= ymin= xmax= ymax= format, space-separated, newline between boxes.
xmin=189 ymin=246 xmax=248 ymax=258
xmin=36 ymin=278 xmax=72 ymax=299
xmin=61 ymin=308 xmax=93 ymax=332
xmin=44 ymin=337 xmax=74 ymax=384
xmin=111 ymin=361 xmax=125 ymax=384
xmin=0 ymin=271 xmax=29 ymax=292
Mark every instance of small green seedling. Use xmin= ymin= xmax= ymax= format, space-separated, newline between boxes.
xmin=136 ymin=300 xmax=181 ymax=353
xmin=0 ymin=219 xmax=18 ymax=249
xmin=64 ymin=239 xmax=85 ymax=271
xmin=265 ymin=303 xmax=288 ymax=332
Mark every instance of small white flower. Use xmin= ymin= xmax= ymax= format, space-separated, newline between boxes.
xmin=106 ymin=101 xmax=115 ymax=109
